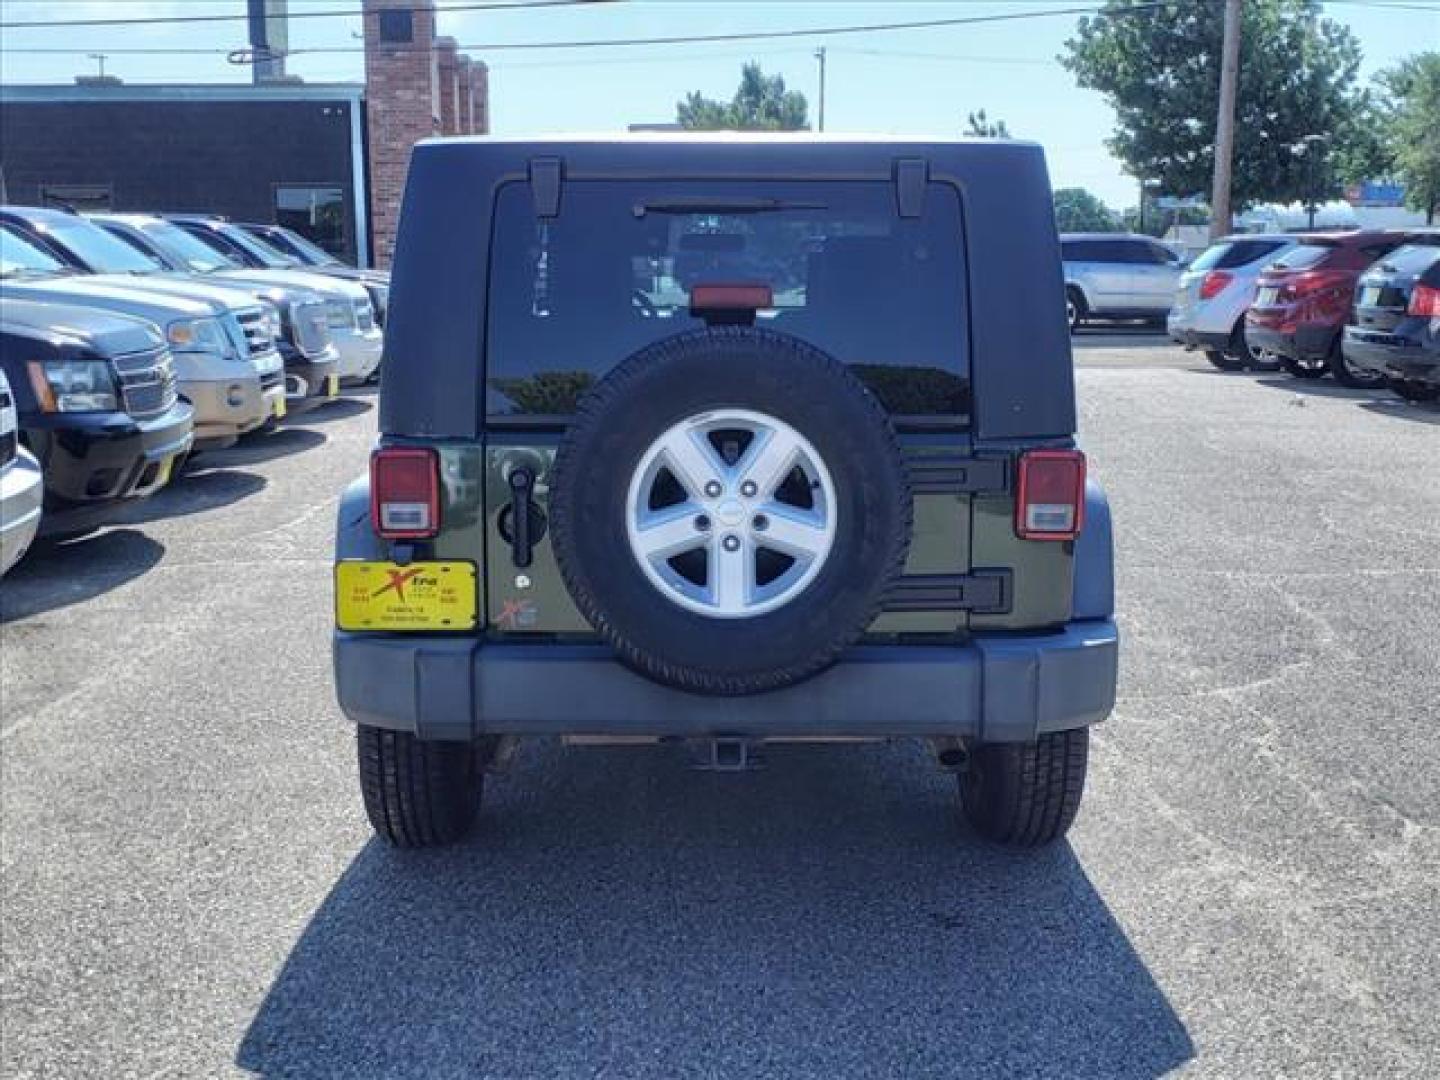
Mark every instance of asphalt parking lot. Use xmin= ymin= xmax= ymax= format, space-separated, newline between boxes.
xmin=2 ymin=335 xmax=1438 ymax=1078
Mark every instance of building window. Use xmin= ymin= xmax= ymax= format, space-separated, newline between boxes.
xmin=274 ymin=185 xmax=347 ymax=259
xmin=39 ymin=184 xmax=112 ymax=211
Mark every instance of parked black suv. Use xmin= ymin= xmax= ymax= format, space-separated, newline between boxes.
xmin=333 ymin=137 xmax=1118 ymax=849
xmin=0 ymin=299 xmax=193 ymax=536
xmin=1343 ymin=240 xmax=1440 ymax=402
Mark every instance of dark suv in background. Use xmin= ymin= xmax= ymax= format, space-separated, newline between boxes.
xmin=333 ymin=136 xmax=1118 ymax=851
xmin=1343 ymin=239 xmax=1440 ymax=402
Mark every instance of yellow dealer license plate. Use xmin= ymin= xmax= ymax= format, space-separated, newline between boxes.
xmin=326 ymin=374 xmax=340 ymax=397
xmin=272 ymin=395 xmax=287 ymax=421
xmin=335 ymin=561 xmax=478 ymax=631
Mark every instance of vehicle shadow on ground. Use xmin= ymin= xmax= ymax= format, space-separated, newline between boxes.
xmin=195 ymin=427 xmax=327 ymax=468
xmin=1249 ymin=375 xmax=1385 ymax=401
xmin=1358 ymin=398 xmax=1440 ymax=425
xmin=0 ymin=528 xmax=164 ymax=623
xmin=113 ymin=468 xmax=267 ymax=525
xmin=292 ymin=397 xmax=373 ymax=424
xmin=237 ymin=743 xmax=1193 ymax=1079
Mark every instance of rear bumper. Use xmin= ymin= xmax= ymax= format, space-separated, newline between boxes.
xmin=1341 ymin=329 xmax=1436 ymax=379
xmin=1246 ymin=320 xmax=1336 ymax=362
xmin=0 ymin=450 xmax=45 ymax=575
xmin=333 ymin=619 xmax=1120 ymax=744
xmin=1168 ymin=324 xmax=1231 ymax=352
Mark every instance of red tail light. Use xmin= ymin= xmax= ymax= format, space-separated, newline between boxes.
xmin=370 ymin=447 xmax=440 ymax=539
xmin=1015 ymin=450 xmax=1086 ymax=541
xmin=1199 ymin=270 xmax=1233 ymax=300
xmin=1410 ymin=283 xmax=1440 ymax=318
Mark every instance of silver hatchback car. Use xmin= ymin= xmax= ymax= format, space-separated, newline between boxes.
xmin=1167 ymin=234 xmax=1298 ymax=370
xmin=1061 ymin=233 xmax=1184 ymax=332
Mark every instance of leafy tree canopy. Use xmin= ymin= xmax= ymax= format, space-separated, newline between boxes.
xmin=1377 ymin=52 xmax=1440 ymax=222
xmin=677 ymin=63 xmax=809 ymax=131
xmin=1053 ymin=188 xmax=1121 ymax=231
xmin=1062 ymin=0 xmax=1367 ymax=209
xmin=965 ymin=109 xmax=1011 ymax=138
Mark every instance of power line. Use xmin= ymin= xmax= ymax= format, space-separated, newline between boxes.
xmin=0 ymin=0 xmax=605 ymax=31
xmin=0 ymin=3 xmax=1166 ymax=54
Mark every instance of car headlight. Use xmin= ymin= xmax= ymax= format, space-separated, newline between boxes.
xmin=27 ymin=359 xmax=119 ymax=413
xmin=260 ymin=303 xmax=283 ymax=342
xmin=167 ymin=317 xmax=235 ymax=358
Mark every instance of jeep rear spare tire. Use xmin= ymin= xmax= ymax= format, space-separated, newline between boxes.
xmin=550 ymin=327 xmax=911 ymax=695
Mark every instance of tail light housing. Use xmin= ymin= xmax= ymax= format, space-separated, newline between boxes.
xmin=370 ymin=447 xmax=440 ymax=539
xmin=1015 ymin=450 xmax=1086 ymax=541
xmin=1199 ymin=270 xmax=1233 ymax=300
xmin=1410 ymin=283 xmax=1440 ymax=318
xmin=1282 ymin=269 xmax=1349 ymax=301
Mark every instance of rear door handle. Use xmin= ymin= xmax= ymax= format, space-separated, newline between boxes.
xmin=507 ymin=467 xmax=534 ymax=568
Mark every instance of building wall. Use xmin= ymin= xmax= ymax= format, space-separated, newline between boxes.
xmin=0 ymin=97 xmax=361 ymax=262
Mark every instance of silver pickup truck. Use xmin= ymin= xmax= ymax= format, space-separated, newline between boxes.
xmin=1 ymin=225 xmax=285 ymax=450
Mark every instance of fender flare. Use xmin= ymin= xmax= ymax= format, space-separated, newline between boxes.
xmin=1072 ymin=477 xmax=1114 ymax=620
xmin=334 ymin=474 xmax=388 ymax=562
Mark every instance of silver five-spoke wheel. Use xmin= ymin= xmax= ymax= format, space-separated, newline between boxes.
xmin=625 ymin=408 xmax=837 ymax=618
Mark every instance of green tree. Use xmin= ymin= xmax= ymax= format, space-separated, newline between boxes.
xmin=1053 ymin=187 xmax=1120 ymax=231
xmin=677 ymin=63 xmax=809 ymax=131
xmin=1061 ymin=0 xmax=1368 ymax=210
xmin=964 ymin=109 xmax=1011 ymax=138
xmin=1378 ymin=52 xmax=1440 ymax=223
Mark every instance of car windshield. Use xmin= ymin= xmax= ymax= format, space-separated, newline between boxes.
xmin=274 ymin=228 xmax=342 ymax=267
xmin=1189 ymin=239 xmax=1289 ymax=272
xmin=1271 ymin=244 xmax=1334 ymax=270
xmin=0 ymin=226 xmax=71 ymax=277
xmin=40 ymin=218 xmax=164 ymax=274
xmin=139 ymin=221 xmax=239 ymax=273
xmin=219 ymin=225 xmax=301 ymax=268
xmin=488 ymin=179 xmax=969 ymax=419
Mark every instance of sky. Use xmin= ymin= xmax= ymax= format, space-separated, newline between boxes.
xmin=0 ymin=0 xmax=1434 ymax=209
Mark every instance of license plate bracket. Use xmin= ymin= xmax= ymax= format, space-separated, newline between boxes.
xmin=335 ymin=560 xmax=478 ymax=631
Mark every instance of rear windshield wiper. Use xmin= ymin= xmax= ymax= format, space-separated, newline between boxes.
xmin=633 ymin=197 xmax=826 ymax=217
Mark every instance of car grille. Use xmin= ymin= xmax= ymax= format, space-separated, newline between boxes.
xmin=354 ymin=298 xmax=375 ymax=332
xmin=235 ymin=307 xmax=277 ymax=357
xmin=292 ymin=300 xmax=331 ymax=357
xmin=325 ymin=299 xmax=355 ymax=330
xmin=113 ymin=346 xmax=178 ymax=421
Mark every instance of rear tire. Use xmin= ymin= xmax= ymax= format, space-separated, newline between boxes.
xmin=1205 ymin=349 xmax=1246 ymax=372
xmin=1066 ymin=289 xmax=1086 ymax=333
xmin=1328 ymin=338 xmax=1386 ymax=389
xmin=959 ymin=728 xmax=1089 ymax=847
xmin=357 ymin=725 xmax=484 ymax=847
xmin=1389 ymin=379 xmax=1439 ymax=403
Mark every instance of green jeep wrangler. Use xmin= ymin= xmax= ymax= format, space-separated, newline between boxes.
xmin=333 ymin=136 xmax=1117 ymax=849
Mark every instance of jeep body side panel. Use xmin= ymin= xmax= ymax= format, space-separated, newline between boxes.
xmin=380 ymin=136 xmax=1075 ymax=442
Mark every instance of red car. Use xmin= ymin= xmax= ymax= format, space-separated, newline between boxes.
xmin=1246 ymin=230 xmax=1413 ymax=387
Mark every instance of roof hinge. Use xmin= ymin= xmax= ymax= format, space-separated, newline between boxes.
xmin=894 ymin=158 xmax=928 ymax=218
xmin=529 ymin=157 xmax=563 ymax=218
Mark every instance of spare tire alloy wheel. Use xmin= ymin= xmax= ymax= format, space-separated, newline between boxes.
xmin=551 ymin=328 xmax=912 ymax=696
xmin=626 ymin=408 xmax=836 ymax=618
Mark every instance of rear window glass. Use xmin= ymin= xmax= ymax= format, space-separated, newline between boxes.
xmin=1375 ymin=243 xmax=1440 ymax=275
xmin=1190 ymin=239 xmax=1288 ymax=272
xmin=1272 ymin=244 xmax=1334 ymax=270
xmin=486 ymin=180 xmax=969 ymax=419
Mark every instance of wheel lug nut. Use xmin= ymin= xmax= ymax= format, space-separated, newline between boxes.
xmin=752 ymin=514 xmax=768 ymax=531
xmin=694 ymin=514 xmax=711 ymax=532
xmin=704 ymin=481 xmax=723 ymax=497
xmin=722 ymin=534 xmax=740 ymax=552
xmin=740 ymin=480 xmax=758 ymax=498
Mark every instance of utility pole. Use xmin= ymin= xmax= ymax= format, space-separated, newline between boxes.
xmin=814 ymin=47 xmax=827 ymax=132
xmin=1209 ymin=0 xmax=1242 ymax=242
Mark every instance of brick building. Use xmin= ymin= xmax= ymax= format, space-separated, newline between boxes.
xmin=0 ymin=0 xmax=486 ymax=269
